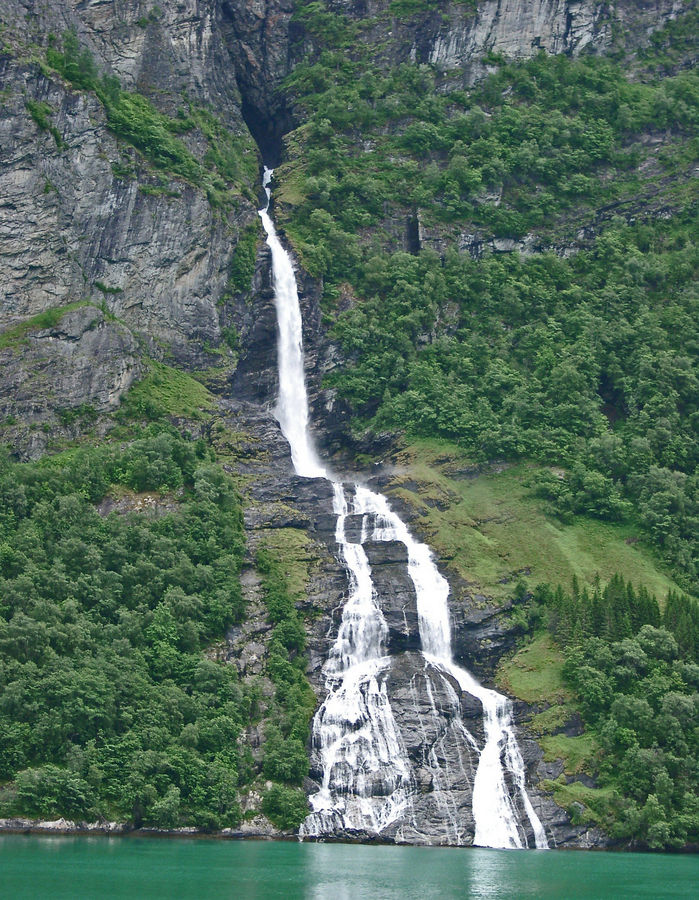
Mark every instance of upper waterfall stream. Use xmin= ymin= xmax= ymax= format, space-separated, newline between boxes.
xmin=258 ymin=169 xmax=548 ymax=849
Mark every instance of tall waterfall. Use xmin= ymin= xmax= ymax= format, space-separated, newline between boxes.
xmin=258 ymin=169 xmax=548 ymax=849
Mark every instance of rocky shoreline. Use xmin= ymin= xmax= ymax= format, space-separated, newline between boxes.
xmin=0 ymin=816 xmax=285 ymax=841
xmin=0 ymin=817 xmax=612 ymax=849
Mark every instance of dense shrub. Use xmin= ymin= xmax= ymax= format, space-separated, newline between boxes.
xmin=0 ymin=431 xmax=249 ymax=828
xmin=257 ymin=548 xmax=316 ymax=788
xmin=281 ymin=3 xmax=699 ymax=590
xmin=261 ymin=784 xmax=309 ymax=830
xmin=530 ymin=575 xmax=699 ymax=848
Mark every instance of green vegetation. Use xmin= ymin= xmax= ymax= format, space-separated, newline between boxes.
xmin=56 ymin=404 xmax=98 ymax=428
xmin=256 ymin=546 xmax=315 ymax=807
xmin=44 ymin=30 xmax=256 ymax=205
xmin=538 ymin=732 xmax=600 ymax=777
xmin=117 ymin=362 xmax=215 ymax=422
xmin=261 ymin=784 xmax=309 ymax=830
xmin=256 ymin=528 xmax=312 ymax=604
xmin=538 ymin=778 xmax=618 ymax=830
xmin=280 ymin=3 xmax=699 ymax=593
xmin=497 ymin=633 xmax=569 ymax=705
xmin=93 ymin=281 xmax=123 ymax=295
xmin=505 ymin=575 xmax=699 ymax=848
xmin=25 ymin=99 xmax=64 ymax=148
xmin=0 ymin=430 xmax=255 ymax=829
xmin=0 ymin=302 xmax=89 ymax=350
xmin=227 ymin=224 xmax=260 ymax=294
xmin=389 ymin=442 xmax=682 ymax=604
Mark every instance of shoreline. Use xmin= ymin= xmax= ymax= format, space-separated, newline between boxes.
xmin=3 ymin=818 xmax=696 ymax=854
xmin=0 ymin=817 xmax=289 ymax=842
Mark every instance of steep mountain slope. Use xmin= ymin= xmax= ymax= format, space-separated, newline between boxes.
xmin=0 ymin=0 xmax=696 ymax=848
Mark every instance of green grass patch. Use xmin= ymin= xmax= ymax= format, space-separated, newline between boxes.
xmin=254 ymin=527 xmax=311 ymax=603
xmin=496 ymin=633 xmax=569 ymax=704
xmin=117 ymin=361 xmax=215 ymax=421
xmin=390 ymin=439 xmax=683 ymax=604
xmin=0 ymin=302 xmax=89 ymax=350
xmin=539 ymin=732 xmax=600 ymax=776
xmin=539 ymin=777 xmax=618 ymax=828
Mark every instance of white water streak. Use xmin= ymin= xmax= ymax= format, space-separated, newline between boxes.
xmin=258 ymin=169 xmax=547 ymax=849
xmin=360 ymin=486 xmax=548 ymax=849
xmin=259 ymin=169 xmax=327 ymax=479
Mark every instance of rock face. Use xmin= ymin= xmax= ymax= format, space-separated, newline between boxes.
xmin=326 ymin=0 xmax=684 ymax=83
xmin=0 ymin=57 xmax=251 ymax=346
xmin=0 ymin=0 xmax=281 ymax=451
xmin=0 ymin=305 xmax=141 ymax=456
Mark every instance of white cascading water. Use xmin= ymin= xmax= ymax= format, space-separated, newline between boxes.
xmin=258 ymin=169 xmax=548 ymax=849
xmin=259 ymin=169 xmax=327 ymax=479
xmin=301 ymin=482 xmax=414 ymax=834
xmin=365 ymin=487 xmax=548 ymax=849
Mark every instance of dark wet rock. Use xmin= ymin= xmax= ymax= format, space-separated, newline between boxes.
xmin=561 ymin=712 xmax=585 ymax=737
xmin=364 ymin=541 xmax=421 ymax=653
xmin=450 ymin=599 xmax=526 ymax=680
xmin=568 ymin=773 xmax=597 ymax=788
xmin=539 ymin=759 xmax=566 ymax=781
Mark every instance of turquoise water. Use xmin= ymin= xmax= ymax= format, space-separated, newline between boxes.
xmin=0 ymin=836 xmax=697 ymax=899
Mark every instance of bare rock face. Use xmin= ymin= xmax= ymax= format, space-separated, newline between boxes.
xmin=0 ymin=2 xmax=265 ymax=443
xmin=428 ymin=0 xmax=612 ymax=74
xmin=426 ymin=0 xmax=685 ymax=81
xmin=0 ymin=55 xmax=249 ymax=359
xmin=0 ymin=304 xmax=142 ymax=457
xmin=3 ymin=0 xmax=247 ymax=117
xmin=327 ymin=0 xmax=685 ymax=84
xmin=220 ymin=0 xmax=297 ymax=159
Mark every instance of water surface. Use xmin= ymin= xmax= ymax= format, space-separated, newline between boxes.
xmin=1 ymin=836 xmax=697 ymax=899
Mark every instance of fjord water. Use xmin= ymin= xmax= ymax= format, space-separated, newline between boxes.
xmin=1 ymin=836 xmax=697 ymax=899
xmin=258 ymin=171 xmax=545 ymax=847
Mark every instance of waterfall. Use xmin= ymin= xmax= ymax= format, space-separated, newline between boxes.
xmin=258 ymin=169 xmax=548 ymax=849
xmin=259 ymin=169 xmax=327 ymax=480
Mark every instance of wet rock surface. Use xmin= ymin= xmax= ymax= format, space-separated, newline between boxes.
xmin=364 ymin=540 xmax=420 ymax=653
xmin=222 ymin=394 xmax=604 ymax=846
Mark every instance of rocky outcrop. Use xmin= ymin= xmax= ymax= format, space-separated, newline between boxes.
xmin=0 ymin=53 xmax=252 ymax=353
xmin=326 ymin=0 xmax=684 ymax=84
xmin=429 ymin=0 xmax=612 ymax=75
xmin=220 ymin=0 xmax=297 ymax=160
xmin=0 ymin=303 xmax=140 ymax=407
xmin=3 ymin=1 xmax=249 ymax=117
xmin=364 ymin=540 xmax=421 ymax=652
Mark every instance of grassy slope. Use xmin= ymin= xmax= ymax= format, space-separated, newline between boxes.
xmin=117 ymin=361 xmax=215 ymax=420
xmin=256 ymin=527 xmax=312 ymax=604
xmin=496 ymin=633 xmax=609 ymax=825
xmin=389 ymin=439 xmax=682 ymax=604
xmin=392 ymin=438 xmax=681 ymax=827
